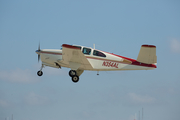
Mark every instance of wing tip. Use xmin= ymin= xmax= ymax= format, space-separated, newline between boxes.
xmin=62 ymin=44 xmax=81 ymax=49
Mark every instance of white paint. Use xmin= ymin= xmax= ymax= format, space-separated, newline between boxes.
xmin=37 ymin=44 xmax=156 ymax=77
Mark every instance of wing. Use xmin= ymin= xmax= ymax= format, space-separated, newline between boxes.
xmin=61 ymin=44 xmax=93 ymax=70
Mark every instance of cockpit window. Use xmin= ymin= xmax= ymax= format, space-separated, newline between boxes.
xmin=93 ymin=50 xmax=106 ymax=57
xmin=82 ymin=47 xmax=91 ymax=55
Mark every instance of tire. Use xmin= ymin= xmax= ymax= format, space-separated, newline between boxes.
xmin=37 ymin=71 xmax=43 ymax=76
xmin=69 ymin=70 xmax=76 ymax=77
xmin=72 ymin=75 xmax=79 ymax=83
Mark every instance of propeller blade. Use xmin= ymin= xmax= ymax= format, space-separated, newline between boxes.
xmin=36 ymin=43 xmax=41 ymax=62
xmin=38 ymin=55 xmax=40 ymax=62
xmin=38 ymin=43 xmax=40 ymax=51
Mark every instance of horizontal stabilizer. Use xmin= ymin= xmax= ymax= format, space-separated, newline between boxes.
xmin=137 ymin=45 xmax=157 ymax=64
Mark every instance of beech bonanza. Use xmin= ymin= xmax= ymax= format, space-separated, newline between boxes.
xmin=35 ymin=44 xmax=157 ymax=83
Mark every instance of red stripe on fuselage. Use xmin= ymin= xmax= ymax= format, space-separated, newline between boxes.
xmin=109 ymin=53 xmax=157 ymax=68
xmin=90 ymin=52 xmax=157 ymax=68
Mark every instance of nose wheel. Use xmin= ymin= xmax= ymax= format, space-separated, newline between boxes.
xmin=37 ymin=71 xmax=43 ymax=76
xmin=37 ymin=65 xmax=44 ymax=77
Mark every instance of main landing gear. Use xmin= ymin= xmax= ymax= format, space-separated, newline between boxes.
xmin=36 ymin=65 xmax=81 ymax=83
xmin=69 ymin=70 xmax=79 ymax=83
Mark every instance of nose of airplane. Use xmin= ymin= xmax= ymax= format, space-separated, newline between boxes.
xmin=35 ymin=50 xmax=41 ymax=62
xmin=35 ymin=50 xmax=40 ymax=55
xmin=35 ymin=43 xmax=41 ymax=62
xmin=35 ymin=43 xmax=41 ymax=55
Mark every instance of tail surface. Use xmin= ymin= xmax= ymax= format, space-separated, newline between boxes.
xmin=137 ymin=45 xmax=157 ymax=64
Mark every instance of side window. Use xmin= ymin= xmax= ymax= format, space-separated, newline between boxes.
xmin=82 ymin=48 xmax=91 ymax=55
xmin=93 ymin=50 xmax=106 ymax=57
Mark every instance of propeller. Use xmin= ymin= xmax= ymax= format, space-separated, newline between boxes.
xmin=35 ymin=43 xmax=41 ymax=62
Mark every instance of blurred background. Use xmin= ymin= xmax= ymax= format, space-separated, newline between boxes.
xmin=0 ymin=0 xmax=180 ymax=120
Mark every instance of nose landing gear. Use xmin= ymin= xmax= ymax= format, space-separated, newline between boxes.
xmin=37 ymin=71 xmax=43 ymax=76
xmin=37 ymin=65 xmax=44 ymax=77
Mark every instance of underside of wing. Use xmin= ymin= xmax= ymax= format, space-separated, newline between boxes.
xmin=61 ymin=44 xmax=93 ymax=70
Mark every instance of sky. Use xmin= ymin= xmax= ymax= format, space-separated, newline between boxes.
xmin=0 ymin=0 xmax=180 ymax=120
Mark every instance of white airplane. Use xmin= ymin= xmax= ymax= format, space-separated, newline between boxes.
xmin=35 ymin=44 xmax=157 ymax=83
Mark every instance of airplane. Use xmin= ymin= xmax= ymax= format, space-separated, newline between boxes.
xmin=35 ymin=44 xmax=157 ymax=83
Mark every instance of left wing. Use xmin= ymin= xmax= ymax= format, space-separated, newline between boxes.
xmin=61 ymin=44 xmax=93 ymax=70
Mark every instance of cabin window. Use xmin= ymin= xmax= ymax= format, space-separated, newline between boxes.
xmin=93 ymin=50 xmax=106 ymax=57
xmin=82 ymin=48 xmax=91 ymax=55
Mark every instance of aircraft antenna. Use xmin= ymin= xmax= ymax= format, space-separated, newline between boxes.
xmin=93 ymin=44 xmax=95 ymax=49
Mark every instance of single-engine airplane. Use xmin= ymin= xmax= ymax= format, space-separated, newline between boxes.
xmin=35 ymin=44 xmax=157 ymax=83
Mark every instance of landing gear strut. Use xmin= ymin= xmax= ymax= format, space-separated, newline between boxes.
xmin=37 ymin=65 xmax=44 ymax=76
xmin=69 ymin=70 xmax=79 ymax=83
